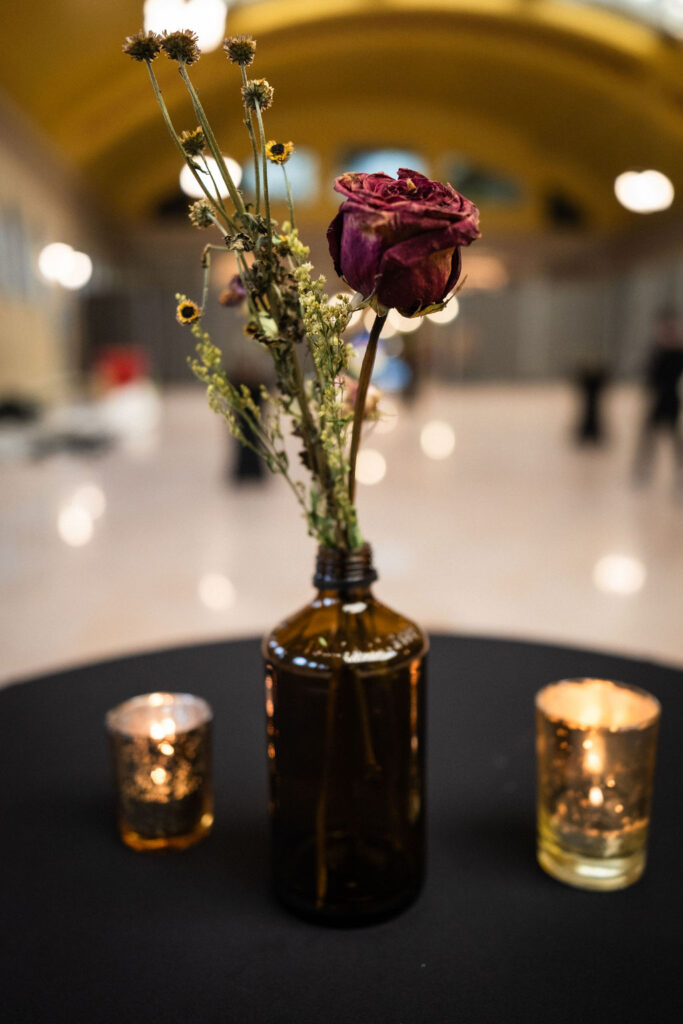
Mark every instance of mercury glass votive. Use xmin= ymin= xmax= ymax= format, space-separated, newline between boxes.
xmin=535 ymin=678 xmax=660 ymax=891
xmin=106 ymin=692 xmax=213 ymax=851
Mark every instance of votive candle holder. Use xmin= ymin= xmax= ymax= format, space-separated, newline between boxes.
xmin=106 ymin=692 xmax=213 ymax=851
xmin=535 ymin=677 xmax=660 ymax=891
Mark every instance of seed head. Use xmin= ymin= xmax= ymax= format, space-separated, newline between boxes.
xmin=180 ymin=128 xmax=205 ymax=157
xmin=224 ymin=35 xmax=256 ymax=67
xmin=122 ymin=31 xmax=161 ymax=62
xmin=161 ymin=30 xmax=200 ymax=65
xmin=188 ymin=201 xmax=213 ymax=229
xmin=242 ymin=79 xmax=274 ymax=112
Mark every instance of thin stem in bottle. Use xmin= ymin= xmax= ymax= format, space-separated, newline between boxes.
xmin=315 ymin=668 xmax=339 ymax=908
xmin=348 ymin=313 xmax=387 ymax=506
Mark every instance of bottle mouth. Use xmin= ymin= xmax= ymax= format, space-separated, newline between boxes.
xmin=313 ymin=544 xmax=377 ymax=590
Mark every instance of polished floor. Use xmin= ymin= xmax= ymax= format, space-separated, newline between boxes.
xmin=1 ymin=381 xmax=682 ymax=686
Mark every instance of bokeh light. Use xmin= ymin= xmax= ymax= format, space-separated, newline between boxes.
xmin=355 ymin=449 xmax=387 ymax=485
xmin=420 ymin=420 xmax=456 ymax=460
xmin=180 ymin=156 xmax=243 ymax=199
xmin=614 ymin=169 xmax=674 ymax=213
xmin=387 ymin=309 xmax=422 ymax=334
xmin=593 ymin=555 xmax=646 ymax=595
xmin=198 ymin=573 xmax=237 ymax=611
xmin=428 ymin=297 xmax=460 ymax=324
xmin=57 ymin=504 xmax=94 ymax=547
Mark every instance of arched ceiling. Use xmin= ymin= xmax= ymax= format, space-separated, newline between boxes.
xmin=3 ymin=0 xmax=683 ymax=237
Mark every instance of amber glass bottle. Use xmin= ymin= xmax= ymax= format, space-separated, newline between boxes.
xmin=263 ymin=544 xmax=428 ymax=924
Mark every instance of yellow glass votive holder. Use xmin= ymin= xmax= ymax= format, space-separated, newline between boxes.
xmin=106 ymin=692 xmax=214 ymax=852
xmin=535 ymin=678 xmax=660 ymax=891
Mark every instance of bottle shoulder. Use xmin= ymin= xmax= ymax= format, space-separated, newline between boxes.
xmin=262 ymin=593 xmax=428 ymax=674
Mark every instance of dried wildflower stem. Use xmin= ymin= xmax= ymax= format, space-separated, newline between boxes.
xmin=348 ymin=313 xmax=387 ymax=506
xmin=145 ymin=61 xmax=225 ymax=218
xmin=178 ymin=64 xmax=245 ymax=216
xmin=252 ymin=101 xmax=272 ymax=256
xmin=240 ymin=66 xmax=261 ymax=215
xmin=199 ymin=156 xmax=227 ymax=211
xmin=282 ymin=165 xmax=295 ymax=229
xmin=288 ymin=344 xmax=328 ymax=495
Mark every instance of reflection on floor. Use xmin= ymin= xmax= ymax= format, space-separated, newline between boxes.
xmin=1 ymin=382 xmax=682 ymax=686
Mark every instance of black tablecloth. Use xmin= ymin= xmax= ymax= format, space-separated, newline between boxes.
xmin=1 ymin=635 xmax=681 ymax=1024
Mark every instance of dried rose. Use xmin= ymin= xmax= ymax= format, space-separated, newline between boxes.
xmin=327 ymin=168 xmax=480 ymax=317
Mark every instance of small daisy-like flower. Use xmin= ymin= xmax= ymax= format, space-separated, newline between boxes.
xmin=188 ymin=200 xmax=213 ymax=229
xmin=122 ymin=31 xmax=161 ymax=62
xmin=224 ymin=35 xmax=256 ymax=66
xmin=242 ymin=79 xmax=274 ymax=111
xmin=176 ymin=298 xmax=201 ymax=325
xmin=219 ymin=275 xmax=247 ymax=307
xmin=161 ymin=30 xmax=200 ymax=65
xmin=266 ymin=141 xmax=294 ymax=165
xmin=180 ymin=128 xmax=205 ymax=157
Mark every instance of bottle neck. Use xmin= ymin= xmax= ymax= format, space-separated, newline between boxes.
xmin=313 ymin=544 xmax=377 ymax=594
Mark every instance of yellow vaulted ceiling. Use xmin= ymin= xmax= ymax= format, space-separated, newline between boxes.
xmin=3 ymin=0 xmax=683 ymax=234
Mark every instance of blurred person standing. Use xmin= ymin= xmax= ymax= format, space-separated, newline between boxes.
xmin=633 ymin=307 xmax=683 ymax=490
xmin=573 ymin=358 xmax=610 ymax=445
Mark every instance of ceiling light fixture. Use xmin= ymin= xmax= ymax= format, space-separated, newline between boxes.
xmin=143 ymin=0 xmax=228 ymax=53
xmin=180 ymin=156 xmax=242 ymax=198
xmin=38 ymin=243 xmax=93 ymax=290
xmin=614 ymin=169 xmax=674 ymax=213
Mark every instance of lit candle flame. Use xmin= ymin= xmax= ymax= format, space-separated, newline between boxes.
xmin=150 ymin=717 xmax=176 ymax=740
xmin=583 ymin=734 xmax=604 ymax=774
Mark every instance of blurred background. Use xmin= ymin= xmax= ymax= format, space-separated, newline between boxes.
xmin=2 ymin=0 xmax=683 ymax=684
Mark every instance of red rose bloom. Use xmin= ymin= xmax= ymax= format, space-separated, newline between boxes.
xmin=327 ymin=168 xmax=480 ymax=317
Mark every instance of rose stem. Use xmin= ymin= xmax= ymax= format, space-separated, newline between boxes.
xmin=315 ymin=665 xmax=339 ymax=908
xmin=348 ymin=312 xmax=387 ymax=507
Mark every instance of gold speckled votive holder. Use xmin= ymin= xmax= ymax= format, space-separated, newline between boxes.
xmin=106 ymin=692 xmax=213 ymax=852
xmin=536 ymin=678 xmax=660 ymax=891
